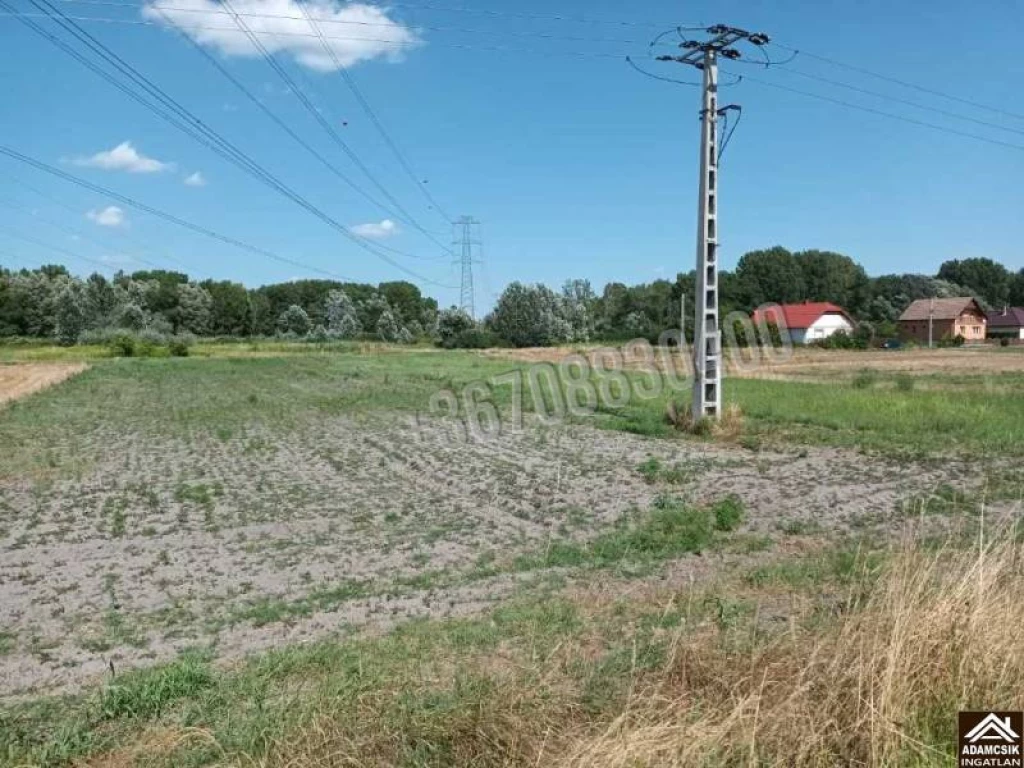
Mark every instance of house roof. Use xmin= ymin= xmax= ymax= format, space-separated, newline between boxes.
xmin=987 ymin=307 xmax=1024 ymax=328
xmin=899 ymin=297 xmax=983 ymax=322
xmin=750 ymin=302 xmax=853 ymax=331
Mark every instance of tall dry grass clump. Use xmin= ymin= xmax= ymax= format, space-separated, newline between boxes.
xmin=566 ymin=525 xmax=1024 ymax=767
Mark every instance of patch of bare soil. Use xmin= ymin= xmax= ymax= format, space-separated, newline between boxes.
xmin=0 ymin=415 xmax=977 ymax=697
xmin=0 ymin=363 xmax=88 ymax=405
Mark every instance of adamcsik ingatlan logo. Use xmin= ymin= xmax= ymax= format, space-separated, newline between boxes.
xmin=959 ymin=712 xmax=1023 ymax=768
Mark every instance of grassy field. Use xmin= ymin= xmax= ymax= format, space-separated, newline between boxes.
xmin=0 ymin=343 xmax=1021 ymax=766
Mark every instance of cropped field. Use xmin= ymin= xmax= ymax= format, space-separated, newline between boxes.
xmin=0 ymin=363 xmax=88 ymax=406
xmin=0 ymin=344 xmax=1021 ymax=766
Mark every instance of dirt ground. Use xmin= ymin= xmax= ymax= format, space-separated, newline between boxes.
xmin=0 ymin=411 xmax=977 ymax=697
xmin=0 ymin=363 xmax=87 ymax=406
xmin=486 ymin=345 xmax=1024 ymax=380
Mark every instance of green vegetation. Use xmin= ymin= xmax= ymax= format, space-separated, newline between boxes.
xmin=4 ymin=530 xmax=1019 ymax=768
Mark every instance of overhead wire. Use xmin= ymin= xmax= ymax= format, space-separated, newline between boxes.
xmin=215 ymin=0 xmax=455 ymax=255
xmin=766 ymin=64 xmax=1024 ymax=138
xmin=0 ymin=193 xmax=193 ymax=274
xmin=0 ymin=224 xmax=131 ymax=274
xmin=9 ymin=0 xmax=457 ymax=285
xmin=0 ymin=11 xmax=631 ymax=59
xmin=3 ymin=172 xmax=197 ymax=272
xmin=295 ymin=0 xmax=455 ymax=224
xmin=723 ymin=70 xmax=1024 ymax=153
xmin=54 ymin=0 xmax=700 ymax=30
xmin=0 ymin=145 xmax=365 ymax=281
xmin=769 ymin=42 xmax=1024 ymax=124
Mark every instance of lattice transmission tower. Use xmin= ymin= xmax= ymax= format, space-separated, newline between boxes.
xmin=452 ymin=216 xmax=481 ymax=319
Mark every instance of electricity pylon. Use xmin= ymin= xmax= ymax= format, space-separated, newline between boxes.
xmin=452 ymin=216 xmax=481 ymax=319
xmin=655 ymin=25 xmax=770 ymax=421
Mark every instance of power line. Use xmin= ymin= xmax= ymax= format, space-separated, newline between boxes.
xmin=771 ymin=65 xmax=1024 ymax=138
xmin=0 ymin=193 xmax=190 ymax=275
xmin=726 ymin=70 xmax=1024 ymax=153
xmin=55 ymin=0 xmax=696 ymax=31
xmin=0 ymin=224 xmax=128 ymax=274
xmin=296 ymin=1 xmax=455 ymax=224
xmin=9 ymin=0 xmax=456 ymax=286
xmin=55 ymin=0 xmax=653 ymax=46
xmin=2 ymin=172 xmax=197 ymax=272
xmin=0 ymin=11 xmax=629 ymax=59
xmin=147 ymin=5 xmax=414 ymax=223
xmin=771 ymin=43 xmax=1024 ymax=124
xmin=0 ymin=144 xmax=363 ymax=282
xmin=215 ymin=0 xmax=455 ymax=255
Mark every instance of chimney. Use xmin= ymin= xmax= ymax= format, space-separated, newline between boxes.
xmin=1004 ymin=305 xmax=1009 ymax=316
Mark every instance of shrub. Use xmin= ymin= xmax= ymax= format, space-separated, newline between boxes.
xmin=277 ymin=305 xmax=311 ymax=336
xmin=168 ymin=339 xmax=191 ymax=357
xmin=1001 ymin=337 xmax=1011 ymax=347
xmin=895 ymin=374 xmax=915 ymax=392
xmin=108 ymin=333 xmax=137 ymax=358
xmin=441 ymin=328 xmax=504 ymax=349
xmin=852 ymin=368 xmax=878 ymax=389
xmin=437 ymin=307 xmax=475 ymax=343
xmin=712 ymin=495 xmax=745 ymax=532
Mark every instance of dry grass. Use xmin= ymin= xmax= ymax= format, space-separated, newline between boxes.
xmin=486 ymin=344 xmax=1024 ymax=382
xmin=665 ymin=400 xmax=744 ymax=439
xmin=182 ymin=525 xmax=1024 ymax=768
xmin=565 ymin=526 xmax=1023 ymax=767
xmin=0 ymin=362 xmax=87 ymax=406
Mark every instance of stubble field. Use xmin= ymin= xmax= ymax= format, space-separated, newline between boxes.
xmin=1 ymin=343 xmax=1022 ymax=766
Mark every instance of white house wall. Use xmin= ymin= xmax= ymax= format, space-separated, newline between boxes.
xmin=801 ymin=313 xmax=855 ymax=343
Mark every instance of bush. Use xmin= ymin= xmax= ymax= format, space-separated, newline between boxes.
xmin=1001 ymin=337 xmax=1011 ymax=347
xmin=440 ymin=328 xmax=504 ymax=349
xmin=108 ymin=333 xmax=137 ymax=358
xmin=712 ymin=495 xmax=745 ymax=532
xmin=437 ymin=307 xmax=475 ymax=343
xmin=852 ymin=369 xmax=879 ymax=389
xmin=168 ymin=339 xmax=191 ymax=357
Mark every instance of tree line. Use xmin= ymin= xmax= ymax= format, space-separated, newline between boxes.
xmin=1 ymin=248 xmax=1020 ymax=347
xmin=0 ymin=266 xmax=440 ymax=345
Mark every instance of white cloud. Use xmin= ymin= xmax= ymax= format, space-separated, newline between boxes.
xmin=351 ymin=219 xmax=398 ymax=239
xmin=87 ymin=206 xmax=128 ymax=228
xmin=184 ymin=171 xmax=207 ymax=187
xmin=74 ymin=141 xmax=171 ymax=173
xmin=142 ymin=0 xmax=422 ymax=71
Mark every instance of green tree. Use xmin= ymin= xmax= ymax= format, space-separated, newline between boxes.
xmin=734 ymin=247 xmax=806 ymax=309
xmin=325 ymin=289 xmax=361 ymax=338
xmin=436 ymin=307 xmax=474 ymax=342
xmin=176 ymin=282 xmax=213 ymax=335
xmin=488 ymin=282 xmax=571 ymax=347
xmin=54 ymin=283 xmax=87 ymax=345
xmin=201 ymin=280 xmax=250 ymax=336
xmin=937 ymin=258 xmax=1010 ymax=308
xmin=795 ymin=250 xmax=871 ymax=315
xmin=277 ymin=304 xmax=311 ymax=335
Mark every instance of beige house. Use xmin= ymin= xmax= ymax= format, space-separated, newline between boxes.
xmin=898 ymin=297 xmax=986 ymax=344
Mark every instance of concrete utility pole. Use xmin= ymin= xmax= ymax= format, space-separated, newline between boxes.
xmin=453 ymin=216 xmax=480 ymax=319
xmin=928 ymin=296 xmax=935 ymax=349
xmin=692 ymin=50 xmax=722 ymax=420
xmin=655 ymin=25 xmax=770 ymax=421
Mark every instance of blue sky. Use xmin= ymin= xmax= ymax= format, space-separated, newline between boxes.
xmin=2 ymin=0 xmax=1022 ymax=310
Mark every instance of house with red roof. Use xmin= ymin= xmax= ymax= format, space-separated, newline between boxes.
xmin=750 ymin=302 xmax=856 ymax=345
